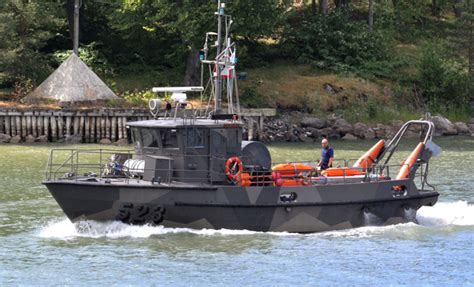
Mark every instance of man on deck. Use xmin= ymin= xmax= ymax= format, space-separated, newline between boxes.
xmin=319 ymin=138 xmax=334 ymax=170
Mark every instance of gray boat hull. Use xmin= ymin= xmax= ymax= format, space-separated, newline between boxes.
xmin=44 ymin=178 xmax=439 ymax=233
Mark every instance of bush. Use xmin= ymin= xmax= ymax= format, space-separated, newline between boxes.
xmin=417 ymin=43 xmax=471 ymax=112
xmin=279 ymin=11 xmax=392 ymax=73
xmin=54 ymin=43 xmax=115 ymax=77
xmin=122 ymin=90 xmax=156 ymax=107
xmin=239 ymin=86 xmax=266 ymax=108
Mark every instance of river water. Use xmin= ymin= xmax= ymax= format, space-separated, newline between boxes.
xmin=0 ymin=138 xmax=473 ymax=286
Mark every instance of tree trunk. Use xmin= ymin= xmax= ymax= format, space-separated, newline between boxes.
xmin=320 ymin=0 xmax=328 ymax=15
xmin=431 ymin=0 xmax=441 ymax=17
xmin=453 ymin=0 xmax=464 ymax=18
xmin=312 ymin=0 xmax=317 ymax=15
xmin=368 ymin=0 xmax=374 ymax=32
xmin=184 ymin=48 xmax=201 ymax=86
xmin=469 ymin=14 xmax=474 ymax=77
xmin=392 ymin=0 xmax=401 ymax=28
xmin=65 ymin=0 xmax=75 ymax=40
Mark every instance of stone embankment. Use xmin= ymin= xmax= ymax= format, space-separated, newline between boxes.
xmin=0 ymin=108 xmax=472 ymax=144
xmin=243 ymin=112 xmax=474 ymax=143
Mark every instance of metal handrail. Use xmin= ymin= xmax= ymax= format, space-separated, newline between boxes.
xmin=44 ymin=148 xmax=429 ymax=189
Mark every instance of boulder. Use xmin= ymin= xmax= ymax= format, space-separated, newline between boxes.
xmin=36 ymin=135 xmax=49 ymax=143
xmin=332 ymin=118 xmax=353 ymax=135
xmin=319 ymin=128 xmax=341 ymax=139
xmin=429 ymin=116 xmax=458 ymax=136
xmin=454 ymin=122 xmax=470 ymax=135
xmin=300 ymin=117 xmax=327 ymax=129
xmin=99 ymin=138 xmax=112 ymax=145
xmin=353 ymin=122 xmax=375 ymax=139
xmin=10 ymin=135 xmax=22 ymax=144
xmin=306 ymin=127 xmax=321 ymax=139
xmin=342 ymin=133 xmax=358 ymax=140
xmin=0 ymin=133 xmax=11 ymax=143
xmin=390 ymin=120 xmax=404 ymax=129
xmin=298 ymin=134 xmax=314 ymax=143
xmin=468 ymin=123 xmax=474 ymax=135
xmin=114 ymin=138 xmax=129 ymax=146
xmin=65 ymin=134 xmax=82 ymax=144
xmin=373 ymin=124 xmax=387 ymax=139
xmin=25 ymin=135 xmax=36 ymax=144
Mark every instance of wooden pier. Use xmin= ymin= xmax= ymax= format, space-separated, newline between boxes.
xmin=0 ymin=108 xmax=276 ymax=143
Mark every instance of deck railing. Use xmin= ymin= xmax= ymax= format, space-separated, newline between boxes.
xmin=44 ymin=148 xmax=424 ymax=187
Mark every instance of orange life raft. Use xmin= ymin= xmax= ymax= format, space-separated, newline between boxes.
xmin=321 ymin=140 xmax=385 ymax=177
xmin=352 ymin=139 xmax=385 ymax=170
xmin=271 ymin=163 xmax=314 ymax=176
xmin=271 ymin=163 xmax=315 ymax=186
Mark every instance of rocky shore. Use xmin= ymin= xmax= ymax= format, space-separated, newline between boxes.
xmin=244 ymin=112 xmax=474 ymax=143
xmin=0 ymin=111 xmax=472 ymax=144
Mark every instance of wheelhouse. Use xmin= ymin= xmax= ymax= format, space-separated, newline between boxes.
xmin=128 ymin=119 xmax=243 ymax=184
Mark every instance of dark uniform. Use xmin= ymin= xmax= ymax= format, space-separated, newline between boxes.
xmin=320 ymin=146 xmax=334 ymax=170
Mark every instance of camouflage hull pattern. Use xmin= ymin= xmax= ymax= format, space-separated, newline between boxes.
xmin=44 ymin=178 xmax=438 ymax=233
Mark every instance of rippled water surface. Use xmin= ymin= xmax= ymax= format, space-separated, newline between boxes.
xmin=0 ymin=138 xmax=473 ymax=286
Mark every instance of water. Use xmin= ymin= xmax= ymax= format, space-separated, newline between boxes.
xmin=1 ymin=138 xmax=473 ymax=286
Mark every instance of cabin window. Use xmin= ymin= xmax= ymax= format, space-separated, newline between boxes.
xmin=141 ymin=129 xmax=159 ymax=148
xmin=185 ymin=128 xmax=204 ymax=148
xmin=131 ymin=128 xmax=142 ymax=148
xmin=162 ymin=129 xmax=178 ymax=148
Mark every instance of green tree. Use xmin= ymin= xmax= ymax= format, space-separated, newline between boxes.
xmin=0 ymin=0 xmax=65 ymax=87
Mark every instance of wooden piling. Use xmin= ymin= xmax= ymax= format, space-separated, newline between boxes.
xmin=100 ymin=116 xmax=106 ymax=140
xmin=21 ymin=116 xmax=26 ymax=137
xmin=26 ymin=114 xmax=32 ymax=136
xmin=111 ymin=116 xmax=117 ymax=141
xmin=5 ymin=115 xmax=11 ymax=136
xmin=11 ymin=116 xmax=17 ymax=136
xmin=38 ymin=116 xmax=43 ymax=136
xmin=91 ymin=116 xmax=96 ymax=143
xmin=79 ymin=116 xmax=85 ymax=139
xmin=105 ymin=116 xmax=111 ymax=139
xmin=57 ymin=115 xmax=64 ymax=139
xmin=85 ymin=116 xmax=90 ymax=143
xmin=73 ymin=116 xmax=80 ymax=136
xmin=16 ymin=116 xmax=21 ymax=137
xmin=32 ymin=116 xmax=37 ymax=137
xmin=248 ymin=117 xmax=254 ymax=141
xmin=43 ymin=116 xmax=49 ymax=138
xmin=51 ymin=116 xmax=57 ymax=141
xmin=65 ymin=116 xmax=72 ymax=136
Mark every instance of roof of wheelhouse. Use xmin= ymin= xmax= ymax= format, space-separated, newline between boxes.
xmin=127 ymin=118 xmax=242 ymax=129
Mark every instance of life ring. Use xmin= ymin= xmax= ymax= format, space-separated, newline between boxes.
xmin=225 ymin=156 xmax=243 ymax=183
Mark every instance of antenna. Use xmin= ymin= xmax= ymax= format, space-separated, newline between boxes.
xmin=214 ymin=0 xmax=223 ymax=114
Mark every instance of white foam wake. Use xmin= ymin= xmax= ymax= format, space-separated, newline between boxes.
xmin=37 ymin=219 xmax=289 ymax=240
xmin=417 ymin=201 xmax=474 ymax=226
xmin=37 ymin=201 xmax=473 ymax=240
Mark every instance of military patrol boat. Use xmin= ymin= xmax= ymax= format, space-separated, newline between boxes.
xmin=43 ymin=1 xmax=440 ymax=233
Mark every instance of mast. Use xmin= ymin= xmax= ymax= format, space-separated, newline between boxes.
xmin=214 ymin=0 xmax=223 ymax=114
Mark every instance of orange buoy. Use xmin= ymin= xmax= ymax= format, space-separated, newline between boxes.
xmin=225 ymin=156 xmax=243 ymax=183
xmin=321 ymin=167 xmax=366 ymax=177
xmin=238 ymin=172 xmax=252 ymax=187
xmin=396 ymin=142 xmax=425 ymax=180
xmin=352 ymin=139 xmax=385 ymax=170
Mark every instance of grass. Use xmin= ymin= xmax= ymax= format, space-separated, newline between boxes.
xmin=238 ymin=61 xmax=426 ymax=123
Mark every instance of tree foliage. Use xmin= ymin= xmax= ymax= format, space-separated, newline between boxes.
xmin=0 ymin=0 xmax=472 ymax=114
xmin=0 ymin=0 xmax=65 ymax=86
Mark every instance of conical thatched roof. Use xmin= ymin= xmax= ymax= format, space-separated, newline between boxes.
xmin=27 ymin=53 xmax=118 ymax=102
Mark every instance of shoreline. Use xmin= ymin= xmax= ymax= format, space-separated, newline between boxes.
xmin=0 ymin=108 xmax=472 ymax=144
